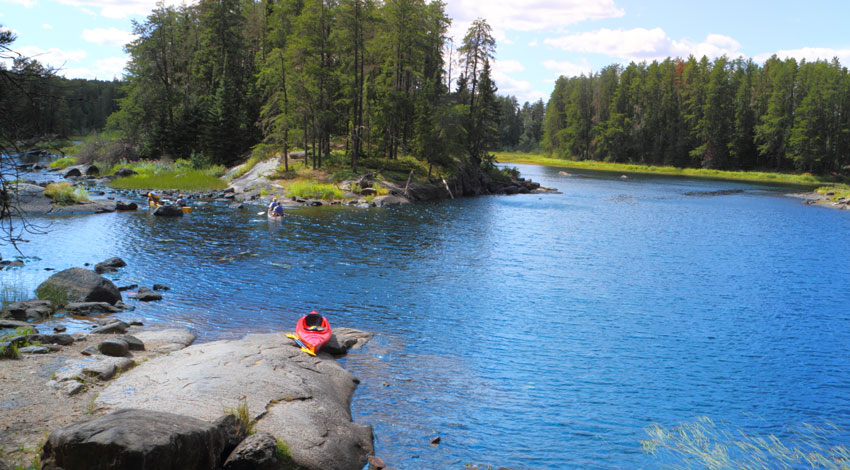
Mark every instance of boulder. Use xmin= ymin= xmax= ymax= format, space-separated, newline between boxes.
xmin=122 ymin=335 xmax=145 ymax=351
xmin=36 ymin=268 xmax=122 ymax=305
xmin=91 ymin=321 xmax=129 ymax=334
xmin=223 ymin=432 xmax=281 ymax=470
xmin=153 ymin=205 xmax=184 ymax=217
xmin=98 ymin=338 xmax=129 ymax=357
xmin=132 ymin=329 xmax=196 ymax=353
xmin=323 ymin=328 xmax=374 ymax=356
xmin=372 ymin=195 xmax=410 ymax=207
xmin=96 ymin=332 xmax=374 ymax=470
xmin=0 ymin=319 xmax=35 ymax=330
xmin=40 ymin=409 xmax=245 ymax=470
xmin=63 ymin=167 xmax=82 ymax=178
xmin=94 ymin=257 xmax=127 ymax=274
xmin=136 ymin=287 xmax=163 ymax=302
xmin=62 ymin=302 xmax=121 ymax=315
xmin=18 ymin=345 xmax=52 ymax=354
xmin=116 ymin=201 xmax=138 ymax=211
xmin=1 ymin=300 xmax=55 ymax=321
xmin=22 ymin=333 xmax=74 ymax=346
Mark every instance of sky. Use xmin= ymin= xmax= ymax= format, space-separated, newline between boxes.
xmin=2 ymin=0 xmax=850 ymax=104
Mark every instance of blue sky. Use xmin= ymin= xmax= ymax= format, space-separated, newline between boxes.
xmin=3 ymin=0 xmax=850 ymax=104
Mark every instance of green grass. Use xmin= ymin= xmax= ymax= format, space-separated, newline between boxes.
xmin=48 ymin=156 xmax=76 ymax=169
xmin=642 ymin=417 xmax=850 ymax=469
xmin=34 ymin=284 xmax=68 ymax=307
xmin=106 ymin=159 xmax=227 ymax=191
xmin=494 ymin=151 xmax=839 ymax=186
xmin=0 ymin=327 xmax=37 ymax=360
xmin=43 ymin=181 xmax=89 ymax=205
xmin=816 ymin=184 xmax=850 ymax=201
xmin=229 ymin=399 xmax=255 ymax=435
xmin=285 ymin=181 xmax=345 ymax=200
xmin=275 ymin=438 xmax=300 ymax=470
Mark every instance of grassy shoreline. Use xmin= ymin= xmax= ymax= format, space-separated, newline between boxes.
xmin=494 ymin=151 xmax=843 ymax=187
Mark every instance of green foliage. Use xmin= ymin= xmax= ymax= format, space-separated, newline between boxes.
xmin=34 ymin=284 xmax=69 ymax=307
xmin=0 ymin=327 xmax=37 ymax=360
xmin=48 ymin=156 xmax=76 ymax=169
xmin=643 ymin=417 xmax=850 ymax=469
xmin=0 ymin=341 xmax=19 ymax=360
xmin=106 ymin=159 xmax=226 ymax=191
xmin=84 ymin=393 xmax=99 ymax=415
xmin=285 ymin=181 xmax=345 ymax=200
xmin=229 ymin=399 xmax=255 ymax=435
xmin=360 ymin=155 xmax=430 ymax=177
xmin=43 ymin=182 xmax=89 ymax=205
xmin=275 ymin=438 xmax=300 ymax=470
xmin=816 ymin=184 xmax=850 ymax=201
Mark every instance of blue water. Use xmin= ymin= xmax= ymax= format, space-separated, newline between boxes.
xmin=3 ymin=164 xmax=850 ymax=468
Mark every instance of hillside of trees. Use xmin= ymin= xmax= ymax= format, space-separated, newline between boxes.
xmin=544 ymin=56 xmax=850 ymax=175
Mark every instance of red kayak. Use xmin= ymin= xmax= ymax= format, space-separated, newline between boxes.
xmin=294 ymin=311 xmax=332 ymax=355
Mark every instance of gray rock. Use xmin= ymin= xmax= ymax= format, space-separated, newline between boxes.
xmin=113 ymin=168 xmax=137 ymax=177
xmin=94 ymin=257 xmax=126 ymax=274
xmin=41 ymin=408 xmax=245 ymax=470
xmin=23 ymin=333 xmax=74 ymax=346
xmin=63 ymin=167 xmax=82 ymax=178
xmin=152 ymin=284 xmax=170 ymax=291
xmin=121 ymin=335 xmax=145 ymax=351
xmin=81 ymin=346 xmax=99 ymax=356
xmin=118 ymin=284 xmax=138 ymax=291
xmin=153 ymin=205 xmax=184 ymax=217
xmin=116 ymin=200 xmax=138 ymax=211
xmin=62 ymin=302 xmax=121 ymax=315
xmin=96 ymin=332 xmax=374 ymax=470
xmin=132 ymin=329 xmax=196 ymax=353
xmin=82 ymin=360 xmax=117 ymax=380
xmin=98 ymin=338 xmax=129 ymax=357
xmin=136 ymin=287 xmax=163 ymax=302
xmin=53 ymin=325 xmax=66 ymax=333
xmin=223 ymin=432 xmax=281 ymax=470
xmin=0 ymin=319 xmax=35 ymax=330
xmin=372 ymin=195 xmax=409 ymax=207
xmin=91 ymin=321 xmax=129 ymax=334
xmin=36 ymin=268 xmax=122 ymax=305
xmin=323 ymin=328 xmax=374 ymax=356
xmin=19 ymin=345 xmax=51 ymax=354
xmin=2 ymin=299 xmax=55 ymax=321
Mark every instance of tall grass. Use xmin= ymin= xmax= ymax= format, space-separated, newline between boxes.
xmin=285 ymin=181 xmax=345 ymax=200
xmin=1 ymin=281 xmax=29 ymax=307
xmin=108 ymin=159 xmax=227 ymax=191
xmin=43 ymin=181 xmax=89 ymax=205
xmin=642 ymin=417 xmax=850 ymax=469
xmin=816 ymin=184 xmax=850 ymax=200
xmin=495 ymin=151 xmax=837 ymax=186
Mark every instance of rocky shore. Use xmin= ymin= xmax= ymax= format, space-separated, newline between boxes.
xmin=1 ymin=264 xmax=383 ymax=470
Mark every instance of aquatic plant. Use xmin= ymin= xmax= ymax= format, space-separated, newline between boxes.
xmin=642 ymin=416 xmax=850 ymax=469
xmin=43 ymin=181 xmax=89 ymax=205
xmin=0 ymin=281 xmax=29 ymax=307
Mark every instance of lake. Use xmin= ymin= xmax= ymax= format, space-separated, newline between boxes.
xmin=4 ymin=163 xmax=850 ymax=468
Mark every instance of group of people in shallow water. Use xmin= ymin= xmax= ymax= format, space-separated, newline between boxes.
xmin=268 ymin=198 xmax=285 ymax=217
xmin=147 ymin=192 xmax=189 ymax=207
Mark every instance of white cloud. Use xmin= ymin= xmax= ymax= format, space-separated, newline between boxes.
xmin=62 ymin=56 xmax=128 ymax=79
xmin=542 ymin=58 xmax=593 ymax=78
xmin=6 ymin=0 xmax=36 ymax=7
xmin=13 ymin=45 xmax=87 ymax=69
xmin=57 ymin=0 xmax=189 ymax=19
xmin=446 ymin=0 xmax=624 ymax=32
xmin=42 ymin=24 xmax=53 ymax=29
xmin=491 ymin=69 xmax=547 ymax=103
xmin=82 ymin=27 xmax=137 ymax=47
xmin=544 ymin=27 xmax=742 ymax=62
xmin=529 ymin=40 xmax=538 ymax=47
xmin=493 ymin=59 xmax=525 ymax=74
xmin=754 ymin=47 xmax=850 ymax=67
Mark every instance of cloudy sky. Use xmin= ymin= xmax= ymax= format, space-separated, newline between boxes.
xmin=3 ymin=0 xmax=850 ymax=104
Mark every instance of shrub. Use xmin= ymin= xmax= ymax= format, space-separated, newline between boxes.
xmin=35 ymin=284 xmax=68 ymax=307
xmin=44 ymin=182 xmax=89 ymax=205
xmin=49 ymin=156 xmax=76 ymax=169
xmin=285 ymin=181 xmax=345 ymax=200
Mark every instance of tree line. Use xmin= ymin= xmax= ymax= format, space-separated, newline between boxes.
xmin=109 ymin=0 xmax=505 ymax=172
xmin=1 ymin=27 xmax=121 ymax=150
xmin=544 ymin=56 xmax=850 ymax=174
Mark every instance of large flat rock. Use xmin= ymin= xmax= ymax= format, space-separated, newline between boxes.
xmin=96 ymin=332 xmax=373 ymax=470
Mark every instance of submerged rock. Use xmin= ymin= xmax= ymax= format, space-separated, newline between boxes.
xmin=152 ymin=205 xmax=184 ymax=217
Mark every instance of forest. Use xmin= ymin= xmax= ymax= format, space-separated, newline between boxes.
xmin=544 ymin=56 xmax=850 ymax=175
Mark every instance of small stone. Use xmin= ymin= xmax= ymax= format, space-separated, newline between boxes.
xmin=54 ymin=325 xmax=67 ymax=333
xmin=430 ymin=436 xmax=441 ymax=446
xmin=18 ymin=345 xmax=51 ymax=354
xmin=61 ymin=381 xmax=87 ymax=396
xmin=121 ymin=335 xmax=145 ymax=351
xmin=83 ymin=361 xmax=117 ymax=380
xmin=368 ymin=455 xmax=386 ymax=469
xmin=117 ymin=284 xmax=138 ymax=291
xmin=91 ymin=321 xmax=129 ymax=334
xmin=152 ymin=284 xmax=170 ymax=291
xmin=80 ymin=346 xmax=99 ymax=356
